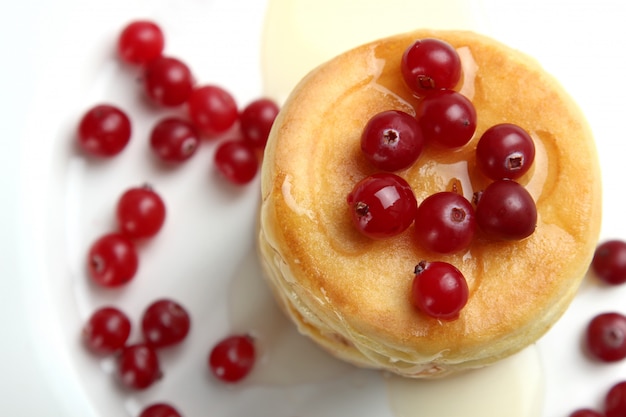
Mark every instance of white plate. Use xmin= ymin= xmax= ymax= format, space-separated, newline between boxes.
xmin=2 ymin=0 xmax=626 ymax=416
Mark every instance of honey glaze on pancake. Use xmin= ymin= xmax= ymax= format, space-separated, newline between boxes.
xmin=259 ymin=30 xmax=601 ymax=375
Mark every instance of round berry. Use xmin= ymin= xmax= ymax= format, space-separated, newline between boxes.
xmin=586 ymin=312 xmax=626 ymax=362
xmin=117 ymin=20 xmax=164 ymax=65
xmin=82 ymin=307 xmax=131 ymax=355
xmin=416 ymin=90 xmax=476 ymax=148
xmin=87 ymin=233 xmax=139 ymax=287
xmin=347 ymin=173 xmax=418 ymax=239
xmin=240 ymin=98 xmax=280 ymax=149
xmin=77 ymin=104 xmax=131 ymax=157
xmin=411 ymin=260 xmax=469 ymax=320
xmin=139 ymin=403 xmax=182 ymax=417
xmin=592 ymin=240 xmax=626 ymax=285
xmin=360 ymin=110 xmax=425 ymax=172
xmin=476 ymin=123 xmax=535 ymax=180
xmin=187 ymin=85 xmax=238 ymax=137
xmin=141 ymin=299 xmax=191 ymax=349
xmin=569 ymin=409 xmax=604 ymax=417
xmin=116 ymin=185 xmax=166 ymax=239
xmin=401 ymin=38 xmax=462 ymax=95
xmin=214 ymin=139 xmax=259 ymax=185
xmin=414 ymin=191 xmax=476 ymax=254
xmin=149 ymin=117 xmax=200 ymax=163
xmin=117 ymin=344 xmax=162 ymax=390
xmin=209 ymin=334 xmax=256 ymax=383
xmin=606 ymin=381 xmax=626 ymax=417
xmin=475 ymin=179 xmax=537 ymax=240
xmin=144 ymin=56 xmax=194 ymax=107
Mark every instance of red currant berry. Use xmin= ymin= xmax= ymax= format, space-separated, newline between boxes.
xmin=118 ymin=20 xmax=164 ymax=65
xmin=117 ymin=344 xmax=162 ymax=390
xmin=150 ymin=117 xmax=200 ymax=163
xmin=87 ymin=233 xmax=139 ymax=287
xmin=360 ymin=110 xmax=425 ymax=172
xmin=474 ymin=179 xmax=537 ymax=240
xmin=141 ymin=299 xmax=191 ymax=349
xmin=77 ymin=104 xmax=131 ymax=157
xmin=82 ymin=307 xmax=131 ymax=355
xmin=214 ymin=139 xmax=259 ymax=185
xmin=347 ymin=173 xmax=418 ymax=239
xmin=414 ymin=191 xmax=476 ymax=254
xmin=416 ymin=90 xmax=476 ymax=148
xmin=606 ymin=381 xmax=626 ymax=417
xmin=139 ymin=403 xmax=182 ymax=417
xmin=401 ymin=38 xmax=462 ymax=95
xmin=187 ymin=85 xmax=238 ymax=137
xmin=592 ymin=240 xmax=626 ymax=285
xmin=116 ymin=185 xmax=166 ymax=239
xmin=411 ymin=260 xmax=468 ymax=320
xmin=144 ymin=56 xmax=194 ymax=107
xmin=240 ymin=98 xmax=280 ymax=149
xmin=209 ymin=334 xmax=256 ymax=383
xmin=586 ymin=312 xmax=626 ymax=362
xmin=476 ymin=123 xmax=535 ymax=180
xmin=569 ymin=409 xmax=604 ymax=417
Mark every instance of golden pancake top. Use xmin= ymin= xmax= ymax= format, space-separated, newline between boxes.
xmin=259 ymin=30 xmax=602 ymax=374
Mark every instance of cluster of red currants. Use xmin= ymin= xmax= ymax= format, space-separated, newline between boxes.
xmin=568 ymin=240 xmax=626 ymax=417
xmin=77 ymin=20 xmax=279 ymax=185
xmin=347 ymin=38 xmax=537 ymax=320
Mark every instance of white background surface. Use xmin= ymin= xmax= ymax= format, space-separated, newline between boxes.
xmin=2 ymin=0 xmax=626 ymax=416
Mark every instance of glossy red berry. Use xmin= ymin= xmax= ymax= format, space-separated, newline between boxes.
xmin=347 ymin=173 xmax=418 ymax=239
xmin=187 ymin=85 xmax=238 ymax=137
xmin=77 ymin=104 xmax=131 ymax=157
xmin=586 ymin=312 xmax=626 ymax=362
xmin=401 ymin=38 xmax=462 ymax=95
xmin=141 ymin=299 xmax=191 ymax=349
xmin=117 ymin=344 xmax=162 ymax=390
xmin=214 ymin=140 xmax=259 ymax=185
xmin=416 ymin=90 xmax=476 ymax=148
xmin=209 ymin=334 xmax=256 ymax=383
xmin=139 ymin=403 xmax=182 ymax=417
xmin=414 ymin=191 xmax=476 ymax=254
xmin=411 ymin=260 xmax=468 ymax=320
xmin=82 ymin=307 xmax=131 ymax=355
xmin=149 ymin=117 xmax=200 ymax=163
xmin=87 ymin=233 xmax=139 ymax=287
xmin=475 ymin=179 xmax=537 ymax=240
xmin=144 ymin=56 xmax=194 ymax=107
xmin=569 ymin=409 xmax=604 ymax=417
xmin=118 ymin=20 xmax=164 ymax=65
xmin=240 ymin=98 xmax=280 ymax=149
xmin=360 ymin=110 xmax=425 ymax=171
xmin=116 ymin=185 xmax=166 ymax=239
xmin=476 ymin=123 xmax=535 ymax=180
xmin=592 ymin=240 xmax=626 ymax=285
xmin=606 ymin=381 xmax=626 ymax=417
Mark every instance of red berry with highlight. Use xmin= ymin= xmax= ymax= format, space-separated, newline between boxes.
xmin=586 ymin=312 xmax=626 ymax=362
xmin=150 ymin=117 xmax=200 ymax=163
xmin=144 ymin=56 xmax=194 ymax=106
xmin=141 ymin=299 xmax=191 ymax=349
xmin=411 ymin=260 xmax=468 ymax=320
xmin=187 ymin=85 xmax=238 ymax=137
xmin=401 ymin=38 xmax=462 ymax=95
xmin=77 ymin=104 xmax=131 ymax=157
xmin=240 ymin=98 xmax=280 ymax=149
xmin=209 ymin=334 xmax=256 ymax=383
xmin=87 ymin=233 xmax=138 ymax=287
xmin=476 ymin=123 xmax=535 ymax=180
xmin=139 ymin=404 xmax=182 ymax=417
xmin=117 ymin=344 xmax=162 ymax=390
xmin=82 ymin=307 xmax=131 ymax=355
xmin=360 ymin=110 xmax=425 ymax=171
xmin=416 ymin=90 xmax=476 ymax=148
xmin=116 ymin=185 xmax=166 ymax=239
xmin=214 ymin=140 xmax=259 ymax=185
xmin=606 ymin=381 xmax=626 ymax=417
xmin=118 ymin=20 xmax=164 ymax=65
xmin=347 ymin=173 xmax=417 ymax=239
xmin=592 ymin=240 xmax=626 ymax=285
